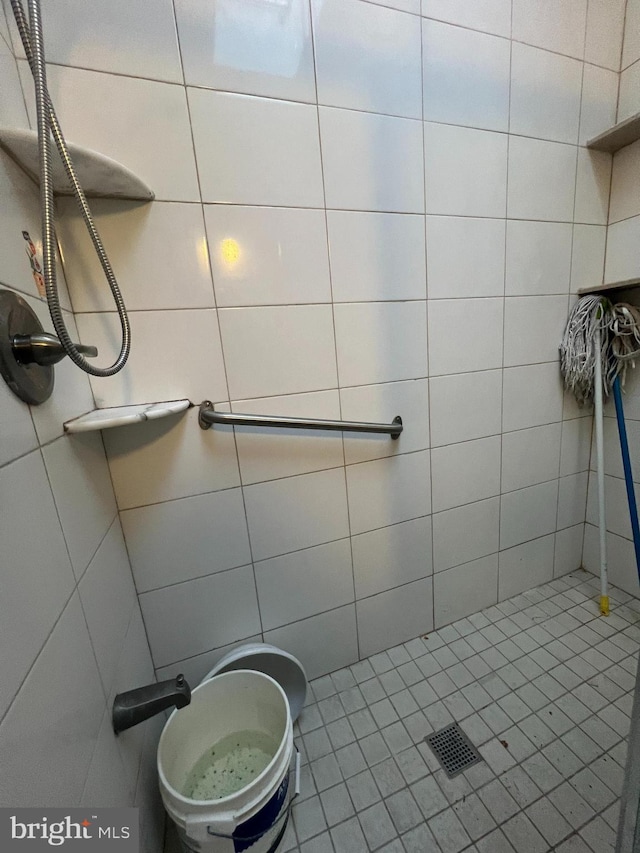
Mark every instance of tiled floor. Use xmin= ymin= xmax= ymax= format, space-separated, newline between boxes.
xmin=165 ymin=570 xmax=640 ymax=853
xmin=282 ymin=571 xmax=639 ymax=853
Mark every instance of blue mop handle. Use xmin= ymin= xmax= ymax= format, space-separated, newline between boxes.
xmin=613 ymin=375 xmax=640 ymax=582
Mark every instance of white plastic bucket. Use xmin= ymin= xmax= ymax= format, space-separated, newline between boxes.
xmin=158 ymin=670 xmax=297 ymax=853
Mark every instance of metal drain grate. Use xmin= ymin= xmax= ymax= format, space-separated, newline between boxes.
xmin=425 ymin=723 xmax=483 ymax=778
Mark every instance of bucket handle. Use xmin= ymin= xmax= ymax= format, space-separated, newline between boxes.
xmin=206 ymin=747 xmax=301 ymax=843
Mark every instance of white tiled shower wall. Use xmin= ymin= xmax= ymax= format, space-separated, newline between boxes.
xmin=0 ymin=9 xmax=163 ymax=846
xmin=584 ymin=0 xmax=640 ymax=597
xmin=2 ymin=2 xmax=627 ymax=687
xmin=2 ymin=0 xmax=626 ymax=684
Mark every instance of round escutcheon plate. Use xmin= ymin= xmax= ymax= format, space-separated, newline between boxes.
xmin=0 ymin=289 xmax=53 ymax=405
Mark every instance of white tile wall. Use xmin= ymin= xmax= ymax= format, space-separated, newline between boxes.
xmin=434 ymin=555 xmax=499 ymax=627
xmin=424 ymin=123 xmax=508 ymax=217
xmin=429 ymin=370 xmax=502 ymax=446
xmin=352 ymin=517 xmax=432 ymax=598
xmin=421 ymin=0 xmax=511 ymax=38
xmin=206 ymin=205 xmax=331 ymax=307
xmin=584 ymin=0 xmax=626 ymax=71
xmin=188 ymin=89 xmax=324 ymax=207
xmin=357 ymin=578 xmax=433 ymax=658
xmin=334 ymin=301 xmax=427 ymax=387
xmin=505 ymin=221 xmax=573 ymax=296
xmin=510 ymin=43 xmax=582 ymax=144
xmin=345 ymin=450 xmax=431 ymax=534
xmin=327 ymin=211 xmax=426 ymax=302
xmin=511 ymin=0 xmax=587 ymax=60
xmin=57 ymin=200 xmax=216 ymax=313
xmin=254 ymin=539 xmax=354 ymax=631
xmin=0 ymin=61 xmax=160 ymax=827
xmin=3 ymin=0 xmax=627 ymax=791
xmin=422 ymin=20 xmax=510 ymax=132
xmin=507 ymin=137 xmax=577 ymax=222
xmin=174 ymin=0 xmax=315 ymax=102
xmin=313 ymin=0 xmax=422 ymax=119
xmin=121 ymin=488 xmax=251 ymax=592
xmin=320 ymin=107 xmax=424 ymax=212
xmin=426 ymin=216 xmax=505 ymax=299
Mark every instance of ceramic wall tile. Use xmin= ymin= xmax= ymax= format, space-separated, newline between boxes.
xmin=76 ymin=309 xmax=228 ymax=408
xmin=507 ymin=136 xmax=577 ymax=222
xmin=327 ymin=211 xmax=426 ymax=303
xmin=428 ymin=298 xmax=503 ymax=375
xmin=189 ymin=89 xmax=324 ymax=207
xmin=244 ymin=467 xmax=349 ymax=562
xmin=340 ymin=378 xmax=430 ymax=465
xmin=426 ymin=216 xmax=505 ymax=299
xmin=0 ymin=452 xmax=76 ymax=720
xmin=18 ymin=62 xmax=199 ymax=202
xmin=175 ymin=0 xmax=315 ymax=102
xmin=346 ymin=450 xmax=431 ymax=534
xmin=57 ymin=200 xmax=215 ymax=312
xmin=313 ymin=0 xmax=422 ymax=118
xmin=434 ymin=555 xmax=498 ymax=627
xmin=584 ymin=0 xmax=625 ymax=71
xmin=498 ymin=534 xmax=555 ymax=600
xmin=618 ymin=61 xmax=640 ymax=123
xmin=78 ymin=520 xmax=137 ymax=696
xmin=431 ymin=435 xmax=502 ymax=512
xmin=0 ymin=594 xmax=104 ymax=806
xmin=500 ymin=480 xmax=559 ymax=550
xmin=357 ymin=578 xmax=433 ymax=658
xmin=105 ymin=407 xmax=240 ymax=510
xmin=505 ymin=221 xmax=573 ymax=296
xmin=501 ymin=423 xmax=562 ymax=492
xmin=579 ymin=64 xmax=619 ymax=145
xmin=510 ymin=42 xmax=582 ymax=144
xmin=424 ymin=123 xmax=508 ymax=217
xmin=430 ymin=370 xmax=502 ymax=446
xmin=334 ymin=302 xmax=427 ymax=387
xmin=121 ymin=488 xmax=251 ymax=593
xmin=609 ymin=141 xmax=640 ymax=225
xmin=352 ymin=517 xmax=432 ymax=598
xmin=421 ymin=0 xmax=511 ymax=37
xmin=255 ymin=539 xmax=354 ymax=631
xmin=512 ymin=0 xmax=587 ymax=60
xmin=432 ymin=498 xmax=500 ymax=573
xmin=42 ymin=431 xmax=117 ymax=578
xmin=320 ymin=107 xmax=424 ymax=213
xmin=502 ymin=363 xmax=564 ymax=432
xmin=232 ymin=391 xmax=344 ymax=485
xmin=264 ymin=605 xmax=359 ymax=680
xmin=139 ymin=564 xmax=261 ymax=667
xmin=219 ymin=305 xmax=337 ymax=400
xmin=205 ymin=205 xmax=331 ymax=307
xmin=422 ymin=19 xmax=510 ymax=131
xmin=503 ymin=296 xmax=569 ymax=366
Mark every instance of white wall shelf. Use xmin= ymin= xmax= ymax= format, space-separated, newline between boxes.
xmin=63 ymin=400 xmax=190 ymax=433
xmin=578 ymin=278 xmax=640 ymax=296
xmin=0 ymin=127 xmax=154 ymax=200
xmin=587 ymin=112 xmax=640 ymax=154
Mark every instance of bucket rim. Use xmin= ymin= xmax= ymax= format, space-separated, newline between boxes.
xmin=158 ymin=669 xmax=291 ymax=809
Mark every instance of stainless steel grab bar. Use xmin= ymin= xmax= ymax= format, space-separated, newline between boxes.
xmin=198 ymin=401 xmax=403 ymax=439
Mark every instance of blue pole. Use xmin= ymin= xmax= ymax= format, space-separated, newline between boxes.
xmin=613 ymin=375 xmax=640 ymax=583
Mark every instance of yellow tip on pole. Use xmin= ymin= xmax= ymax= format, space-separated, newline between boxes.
xmin=600 ymin=595 xmax=610 ymax=616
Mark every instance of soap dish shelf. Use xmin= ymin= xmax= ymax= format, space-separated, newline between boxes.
xmin=64 ymin=400 xmax=191 ymax=433
xmin=0 ymin=127 xmax=154 ymax=200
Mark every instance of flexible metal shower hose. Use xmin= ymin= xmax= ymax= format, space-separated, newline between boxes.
xmin=10 ymin=0 xmax=130 ymax=376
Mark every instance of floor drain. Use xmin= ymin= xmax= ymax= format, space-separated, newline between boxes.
xmin=425 ymin=723 xmax=483 ymax=778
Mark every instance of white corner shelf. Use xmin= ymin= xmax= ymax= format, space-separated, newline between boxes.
xmin=0 ymin=127 xmax=154 ymax=201
xmin=64 ymin=400 xmax=191 ymax=433
xmin=578 ymin=278 xmax=640 ymax=297
xmin=587 ymin=112 xmax=640 ymax=154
